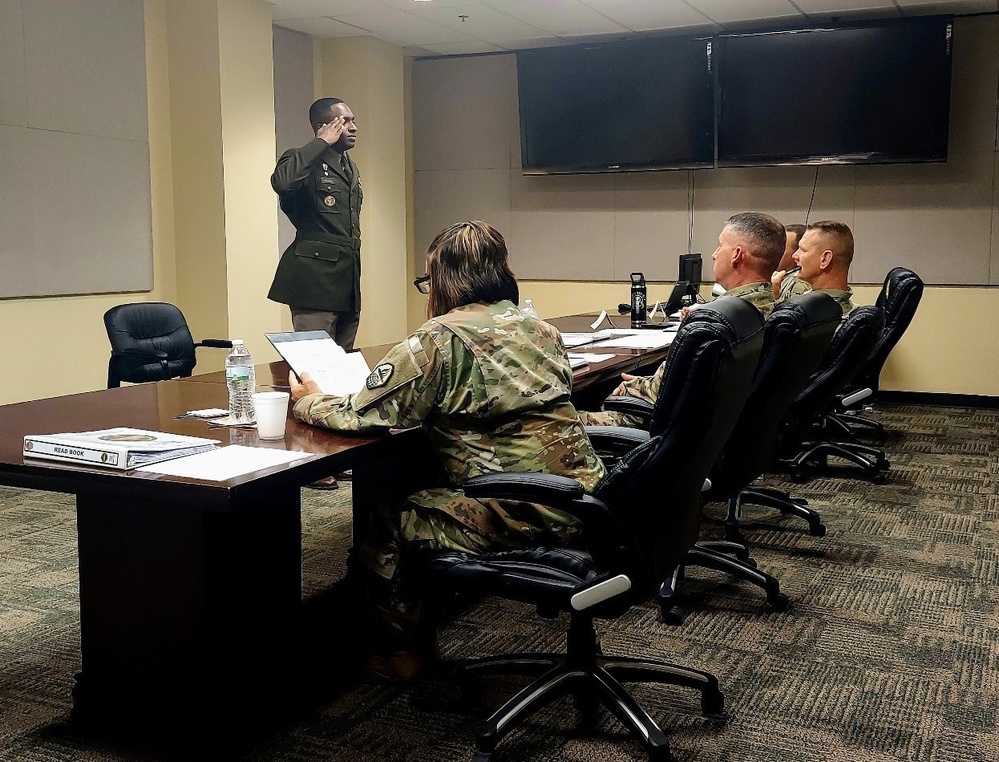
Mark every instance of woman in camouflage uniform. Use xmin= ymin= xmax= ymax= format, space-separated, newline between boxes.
xmin=290 ymin=220 xmax=605 ymax=679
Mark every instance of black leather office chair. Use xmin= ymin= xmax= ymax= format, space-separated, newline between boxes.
xmin=709 ymin=292 xmax=842 ymax=542
xmin=104 ymin=302 xmax=232 ymax=388
xmin=830 ymin=267 xmax=924 ymax=439
xmin=595 ymin=295 xmax=840 ymax=620
xmin=780 ymin=305 xmax=888 ymax=483
xmin=420 ymin=299 xmax=763 ymax=761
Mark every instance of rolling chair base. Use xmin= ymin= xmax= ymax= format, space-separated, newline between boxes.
xmin=787 ymin=440 xmax=889 ymax=484
xmin=659 ymin=543 xmax=788 ymax=625
xmin=460 ymin=612 xmax=723 ymax=761
xmin=727 ymin=487 xmax=826 ymax=541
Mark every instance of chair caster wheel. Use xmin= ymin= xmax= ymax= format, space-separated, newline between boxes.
xmin=743 ymin=556 xmax=758 ymax=568
xmin=649 ymin=745 xmax=675 ymax=762
xmin=701 ymin=688 xmax=725 ymax=716
xmin=872 ymin=473 xmax=887 ymax=485
xmin=768 ymin=593 xmax=790 ymax=612
xmin=661 ymin=606 xmax=684 ymax=626
xmin=789 ymin=471 xmax=807 ymax=483
xmin=810 ymin=523 xmax=827 ymax=538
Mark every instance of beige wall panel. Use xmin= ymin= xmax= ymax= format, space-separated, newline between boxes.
xmin=0 ymin=126 xmax=32 ymax=292
xmin=24 ymin=0 xmax=147 ymax=141
xmin=992 ymin=150 xmax=999 ymax=283
xmin=612 ymin=171 xmax=696 ymax=282
xmin=867 ymin=286 xmax=999 ymax=396
xmin=167 ymin=1 xmax=229 ymax=346
xmin=318 ymin=36 xmax=408 ymax=347
xmin=413 ymin=169 xmax=511 ymax=262
xmin=508 ymin=171 xmax=616 ymax=281
xmin=853 ymin=151 xmax=993 ymax=285
xmin=218 ymin=0 xmax=283 ymax=365
xmin=412 ymin=55 xmax=516 ymax=172
xmin=948 ymin=16 xmax=999 ymax=155
xmin=0 ymin=0 xmax=177 ymax=404
xmin=17 ymin=130 xmax=153 ymax=296
xmin=272 ymin=26 xmax=314 ymax=259
xmin=690 ymin=164 xmax=856 ymax=265
xmin=0 ymin=0 xmax=27 ymax=127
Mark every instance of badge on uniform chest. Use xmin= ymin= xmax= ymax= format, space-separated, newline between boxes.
xmin=323 ymin=195 xmax=336 ymax=207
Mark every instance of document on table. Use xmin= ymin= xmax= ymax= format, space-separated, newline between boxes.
xmin=137 ymin=445 xmax=311 ymax=481
xmin=589 ymin=331 xmax=676 ymax=350
xmin=266 ymin=331 xmax=370 ymax=396
xmin=568 ymin=353 xmax=618 ymax=368
xmin=560 ymin=330 xmax=616 ymax=348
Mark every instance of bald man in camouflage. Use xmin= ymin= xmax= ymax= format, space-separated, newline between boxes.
xmin=580 ymin=211 xmax=785 ymax=427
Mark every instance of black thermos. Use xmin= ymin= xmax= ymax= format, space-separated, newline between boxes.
xmin=630 ymin=273 xmax=647 ymax=327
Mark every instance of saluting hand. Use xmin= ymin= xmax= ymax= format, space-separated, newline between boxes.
xmin=316 ymin=116 xmax=344 ymax=146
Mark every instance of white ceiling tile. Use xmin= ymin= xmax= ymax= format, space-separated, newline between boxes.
xmin=794 ymin=0 xmax=898 ymax=12
xmin=496 ymin=36 xmax=571 ymax=50
xmin=896 ymin=0 xmax=999 ymax=13
xmin=274 ymin=16 xmax=370 ymax=36
xmin=478 ymin=0 xmax=630 ymax=36
xmin=579 ymin=0 xmax=714 ymax=31
xmin=268 ymin=0 xmax=999 ymax=50
xmin=412 ymin=4 xmax=549 ymax=42
xmin=269 ymin=0 xmax=396 ymax=21
xmin=379 ymin=0 xmax=483 ymax=9
xmin=686 ymin=0 xmax=802 ymax=24
xmin=418 ymin=39 xmax=507 ymax=54
xmin=334 ymin=9 xmax=476 ymax=45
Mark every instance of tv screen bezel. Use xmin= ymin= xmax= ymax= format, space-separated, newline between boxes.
xmin=713 ymin=17 xmax=954 ymax=169
xmin=516 ymin=36 xmax=716 ymax=175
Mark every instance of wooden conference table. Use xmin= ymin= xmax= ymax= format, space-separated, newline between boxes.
xmin=0 ymin=313 xmax=672 ymax=729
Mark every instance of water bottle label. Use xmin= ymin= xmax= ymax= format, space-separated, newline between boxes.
xmin=226 ymin=366 xmax=250 ymax=382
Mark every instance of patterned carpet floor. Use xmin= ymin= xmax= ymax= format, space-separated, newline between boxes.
xmin=0 ymin=403 xmax=996 ymax=761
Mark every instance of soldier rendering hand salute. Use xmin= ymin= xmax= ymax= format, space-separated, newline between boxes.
xmin=269 ymin=98 xmax=363 ymax=350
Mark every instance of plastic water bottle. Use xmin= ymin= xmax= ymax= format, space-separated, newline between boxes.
xmin=523 ymin=299 xmax=539 ymax=318
xmin=225 ymin=339 xmax=256 ymax=423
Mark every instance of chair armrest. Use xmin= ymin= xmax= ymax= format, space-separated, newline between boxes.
xmin=195 ymin=339 xmax=233 ymax=349
xmin=601 ymin=395 xmax=654 ymax=421
xmin=463 ymin=472 xmax=584 ymax=506
xmin=585 ymin=426 xmax=650 ymax=452
xmin=570 ymin=572 xmax=632 ymax=611
xmin=112 ymin=347 xmax=169 ymax=361
xmin=838 ymin=387 xmax=872 ymax=409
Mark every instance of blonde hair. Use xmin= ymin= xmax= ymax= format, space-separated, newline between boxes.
xmin=806 ymin=220 xmax=854 ymax=267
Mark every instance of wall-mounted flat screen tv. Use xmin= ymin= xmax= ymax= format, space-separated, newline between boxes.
xmin=517 ymin=37 xmax=714 ymax=174
xmin=716 ymin=17 xmax=953 ymax=167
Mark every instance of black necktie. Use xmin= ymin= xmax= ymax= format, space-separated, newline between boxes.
xmin=340 ymin=152 xmax=351 ymax=180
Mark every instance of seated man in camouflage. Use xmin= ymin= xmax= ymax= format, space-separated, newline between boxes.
xmin=773 ymin=220 xmax=856 ymax=318
xmin=580 ymin=211 xmax=785 ymax=427
xmin=771 ymin=222 xmax=810 ymax=300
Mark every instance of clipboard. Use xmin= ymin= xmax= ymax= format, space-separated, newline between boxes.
xmin=265 ymin=331 xmax=371 ymax=397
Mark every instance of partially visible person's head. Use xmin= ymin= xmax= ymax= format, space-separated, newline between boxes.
xmin=309 ymin=97 xmax=357 ymax=152
xmin=794 ymin=220 xmax=854 ymax=288
xmin=780 ymin=223 xmax=806 ymax=270
xmin=424 ymin=221 xmax=519 ymax=318
xmin=711 ymin=212 xmax=786 ymax=288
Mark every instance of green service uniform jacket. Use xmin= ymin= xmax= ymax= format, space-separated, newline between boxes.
xmin=268 ymin=137 xmax=363 ymax=312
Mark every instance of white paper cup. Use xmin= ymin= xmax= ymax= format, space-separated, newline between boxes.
xmin=252 ymin=391 xmax=290 ymax=440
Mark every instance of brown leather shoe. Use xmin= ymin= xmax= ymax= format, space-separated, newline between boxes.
xmin=305 ymin=476 xmax=339 ymax=490
xmin=364 ymin=651 xmax=427 ymax=683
